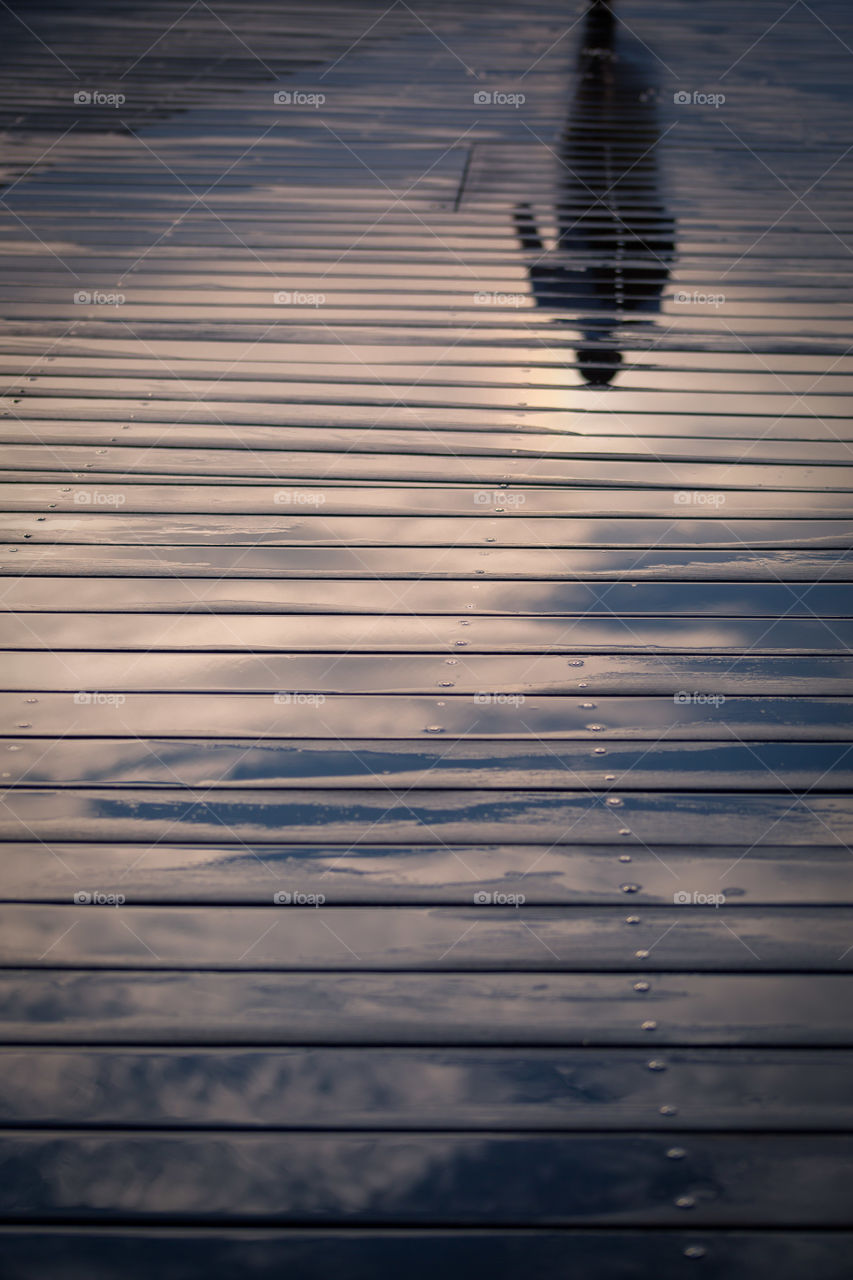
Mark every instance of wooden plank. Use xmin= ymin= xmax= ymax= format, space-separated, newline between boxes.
xmin=4 ymin=514 xmax=852 ymax=547
xmin=1 ymin=1229 xmax=852 ymax=1280
xmin=2 ymin=578 xmax=851 ymax=616
xmin=1 ymin=402 xmax=848 ymax=440
xmin=5 ymin=546 xmax=853 ymax=581
xmin=1 ymin=904 xmax=851 ymax=971
xmin=2 ymin=1046 xmax=852 ymax=1130
xmin=6 ymin=445 xmax=853 ymax=490
xmin=2 ymin=693 xmax=852 ymax=742
xmin=4 ymin=653 xmax=853 ymax=695
xmin=3 ymin=970 xmax=853 ymax=1045
xmin=2 ymin=484 xmax=852 ymax=519
xmin=4 ymin=613 xmax=850 ymax=653
xmin=1 ymin=842 xmax=851 ymax=906
xmin=2 ymin=424 xmax=852 ymax=469
xmin=1 ymin=737 xmax=850 ymax=790
xmin=1 ymin=786 xmax=849 ymax=846
xmin=1 ymin=1131 xmax=853 ymax=1225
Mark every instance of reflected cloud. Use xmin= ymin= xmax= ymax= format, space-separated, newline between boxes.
xmin=0 ymin=1128 xmax=690 ymax=1222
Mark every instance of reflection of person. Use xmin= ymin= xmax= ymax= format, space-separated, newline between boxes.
xmin=514 ymin=0 xmax=675 ymax=385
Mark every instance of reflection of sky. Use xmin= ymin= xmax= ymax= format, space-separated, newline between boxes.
xmin=3 ymin=1123 xmax=845 ymax=1224
xmin=2 ymin=968 xmax=852 ymax=1050
xmin=6 ymin=578 xmax=853 ymax=611
xmin=0 ymin=0 xmax=852 ymax=1257
xmin=0 ymin=1047 xmax=660 ymax=1125
xmin=5 ymin=733 xmax=852 ymax=788
xmin=2 ymin=900 xmax=852 ymax=970
xmin=4 ymin=1045 xmax=850 ymax=1129
xmin=2 ymin=651 xmax=853 ymax=695
xmin=1 ymin=1127 xmax=715 ymax=1222
xmin=2 ymin=786 xmax=851 ymax=847
xmin=2 ymin=687 xmax=853 ymax=738
xmin=0 ymin=1121 xmax=845 ymax=1233
xmin=7 ymin=515 xmax=852 ymax=545
xmin=7 ymin=836 xmax=852 ymax=908
xmin=3 ymin=2 xmax=851 ymax=435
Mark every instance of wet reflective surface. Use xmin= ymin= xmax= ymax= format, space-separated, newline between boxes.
xmin=1 ymin=838 xmax=852 ymax=905
xmin=5 ymin=969 xmax=853 ymax=1045
xmin=0 ymin=1233 xmax=852 ymax=1280
xmin=2 ymin=1046 xmax=852 ymax=1128
xmin=2 ymin=0 xmax=853 ymax=1273
xmin=2 ymin=1131 xmax=853 ymax=1224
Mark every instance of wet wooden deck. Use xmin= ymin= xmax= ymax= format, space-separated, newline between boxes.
xmin=1 ymin=0 xmax=852 ymax=1275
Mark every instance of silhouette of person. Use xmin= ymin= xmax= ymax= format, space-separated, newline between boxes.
xmin=514 ymin=0 xmax=675 ymax=385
